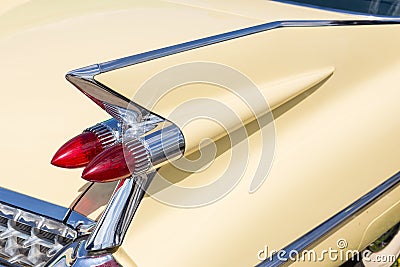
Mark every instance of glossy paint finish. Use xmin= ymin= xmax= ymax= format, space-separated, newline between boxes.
xmin=70 ymin=19 xmax=398 ymax=154
xmin=0 ymin=1 xmax=400 ymax=266
xmin=0 ymin=0 xmax=262 ymax=208
xmin=257 ymin=171 xmax=400 ymax=266
xmin=95 ymin=3 xmax=400 ymax=266
xmin=97 ymin=20 xmax=399 ymax=74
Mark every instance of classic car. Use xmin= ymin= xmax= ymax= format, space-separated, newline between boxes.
xmin=0 ymin=0 xmax=399 ymax=266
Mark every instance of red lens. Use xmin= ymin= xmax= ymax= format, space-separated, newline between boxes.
xmin=51 ymin=132 xmax=103 ymax=168
xmin=81 ymin=144 xmax=134 ymax=182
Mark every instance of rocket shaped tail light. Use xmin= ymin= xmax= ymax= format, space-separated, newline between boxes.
xmin=51 ymin=131 xmax=102 ymax=168
xmin=82 ymin=120 xmax=184 ymax=182
xmin=57 ymin=60 xmax=187 ymax=255
xmin=51 ymin=119 xmax=120 ymax=168
xmin=52 ymin=103 xmax=184 ymax=182
xmin=56 ymin=65 xmax=185 ymax=182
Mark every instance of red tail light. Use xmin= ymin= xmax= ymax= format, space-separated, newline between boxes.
xmin=82 ymin=144 xmax=130 ymax=182
xmin=51 ymin=119 xmax=119 ymax=169
xmin=82 ymin=139 xmax=149 ymax=182
xmin=52 ymin=107 xmax=183 ymax=181
xmin=82 ymin=122 xmax=184 ymax=182
xmin=51 ymin=132 xmax=102 ymax=168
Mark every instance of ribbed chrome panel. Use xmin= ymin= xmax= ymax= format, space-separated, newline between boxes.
xmin=103 ymin=102 xmax=141 ymax=123
xmin=124 ymin=139 xmax=151 ymax=174
xmin=85 ymin=119 xmax=119 ymax=149
xmin=0 ymin=203 xmax=77 ymax=267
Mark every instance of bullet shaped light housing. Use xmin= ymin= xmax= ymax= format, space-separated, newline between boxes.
xmin=51 ymin=119 xmax=119 ymax=168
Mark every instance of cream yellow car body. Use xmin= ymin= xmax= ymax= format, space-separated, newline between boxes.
xmin=0 ymin=0 xmax=399 ymax=266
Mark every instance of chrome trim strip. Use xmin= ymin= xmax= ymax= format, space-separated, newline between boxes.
xmin=66 ymin=19 xmax=400 ymax=122
xmin=95 ymin=20 xmax=400 ymax=75
xmin=66 ymin=20 xmax=400 ymax=80
xmin=273 ymin=0 xmax=400 ymax=19
xmin=85 ymin=174 xmax=152 ymax=251
xmin=65 ymin=74 xmax=148 ymax=122
xmin=47 ymin=239 xmax=119 ymax=267
xmin=66 ymin=211 xmax=96 ymax=231
xmin=256 ymin=171 xmax=400 ymax=267
xmin=0 ymin=187 xmax=93 ymax=231
xmin=0 ymin=187 xmax=68 ymax=222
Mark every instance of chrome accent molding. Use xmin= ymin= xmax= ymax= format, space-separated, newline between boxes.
xmin=123 ymin=121 xmax=185 ymax=175
xmin=0 ymin=188 xmax=68 ymax=223
xmin=124 ymin=139 xmax=151 ymax=174
xmin=141 ymin=122 xmax=185 ymax=167
xmin=256 ymin=171 xmax=400 ymax=267
xmin=82 ymin=123 xmax=184 ymax=252
xmin=273 ymin=0 xmax=400 ymax=19
xmin=85 ymin=174 xmax=151 ymax=251
xmin=65 ymin=74 xmax=145 ymax=124
xmin=96 ymin=20 xmax=400 ymax=74
xmin=47 ymin=239 xmax=120 ymax=267
xmin=0 ymin=187 xmax=95 ymax=266
xmin=66 ymin=19 xmax=400 ymax=123
xmin=65 ymin=212 xmax=96 ymax=234
xmin=0 ymin=204 xmax=76 ymax=266
xmin=0 ymin=187 xmax=93 ymax=230
xmin=85 ymin=118 xmax=120 ymax=149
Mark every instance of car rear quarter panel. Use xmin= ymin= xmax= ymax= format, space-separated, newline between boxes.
xmin=96 ymin=24 xmax=400 ymax=266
